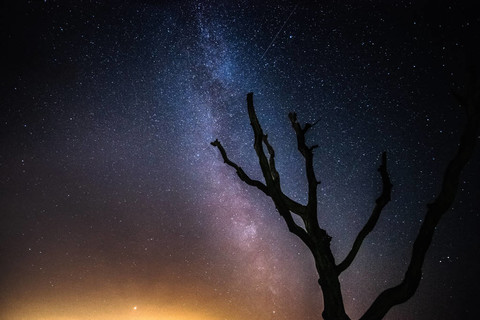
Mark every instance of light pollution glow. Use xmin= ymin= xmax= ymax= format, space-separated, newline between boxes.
xmin=4 ymin=298 xmax=237 ymax=320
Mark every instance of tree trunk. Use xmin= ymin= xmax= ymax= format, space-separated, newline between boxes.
xmin=303 ymin=224 xmax=349 ymax=320
xmin=314 ymin=248 xmax=350 ymax=320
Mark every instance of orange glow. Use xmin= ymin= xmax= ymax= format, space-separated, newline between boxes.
xmin=2 ymin=302 xmax=230 ymax=320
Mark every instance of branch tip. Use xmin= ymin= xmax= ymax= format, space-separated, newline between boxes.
xmin=211 ymin=139 xmax=220 ymax=147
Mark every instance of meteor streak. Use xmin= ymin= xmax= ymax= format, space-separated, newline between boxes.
xmin=260 ymin=3 xmax=299 ymax=60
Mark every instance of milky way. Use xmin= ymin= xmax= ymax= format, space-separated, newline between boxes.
xmin=1 ymin=1 xmax=479 ymax=320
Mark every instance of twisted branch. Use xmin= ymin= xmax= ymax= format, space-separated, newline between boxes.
xmin=337 ymin=152 xmax=392 ymax=274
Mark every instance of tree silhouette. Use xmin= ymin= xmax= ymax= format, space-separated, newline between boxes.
xmin=211 ymin=73 xmax=479 ymax=320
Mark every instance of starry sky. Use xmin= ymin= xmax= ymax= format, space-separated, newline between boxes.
xmin=1 ymin=1 xmax=479 ymax=319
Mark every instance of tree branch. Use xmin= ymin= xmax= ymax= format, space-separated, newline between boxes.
xmin=276 ymin=202 xmax=315 ymax=250
xmin=263 ymin=134 xmax=280 ymax=184
xmin=262 ymin=132 xmax=308 ymax=217
xmin=247 ymin=93 xmax=315 ymax=248
xmin=336 ymin=152 xmax=392 ymax=274
xmin=282 ymin=194 xmax=307 ymax=217
xmin=246 ymin=92 xmax=276 ymax=188
xmin=210 ymin=137 xmax=311 ymax=247
xmin=210 ymin=139 xmax=269 ymax=195
xmin=246 ymin=94 xmax=309 ymax=217
xmin=288 ymin=112 xmax=321 ymax=233
xmin=212 ymin=94 xmax=313 ymax=247
xmin=360 ymin=76 xmax=480 ymax=320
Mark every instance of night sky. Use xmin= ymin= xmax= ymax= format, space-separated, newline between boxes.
xmin=1 ymin=1 xmax=479 ymax=320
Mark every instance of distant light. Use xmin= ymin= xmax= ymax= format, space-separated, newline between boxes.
xmin=133 ymin=306 xmax=137 ymax=310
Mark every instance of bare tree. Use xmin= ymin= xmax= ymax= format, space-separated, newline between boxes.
xmin=211 ymin=74 xmax=479 ymax=320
